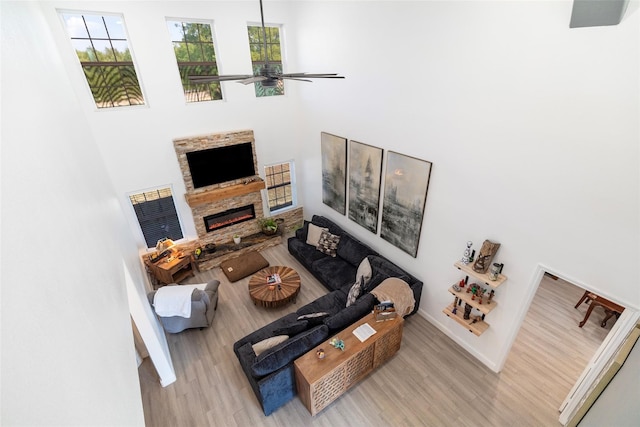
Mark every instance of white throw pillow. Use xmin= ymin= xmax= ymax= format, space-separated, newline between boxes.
xmin=356 ymin=257 xmax=372 ymax=284
xmin=252 ymin=335 xmax=289 ymax=356
xmin=306 ymin=223 xmax=328 ymax=246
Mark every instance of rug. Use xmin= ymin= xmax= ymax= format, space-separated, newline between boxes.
xmin=220 ymin=251 xmax=270 ymax=282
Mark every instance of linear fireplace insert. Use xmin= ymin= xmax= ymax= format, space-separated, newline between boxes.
xmin=203 ymin=205 xmax=256 ymax=232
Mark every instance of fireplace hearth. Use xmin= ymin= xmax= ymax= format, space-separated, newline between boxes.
xmin=204 ymin=205 xmax=256 ymax=232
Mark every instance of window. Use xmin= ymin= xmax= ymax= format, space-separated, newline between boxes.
xmin=247 ymin=25 xmax=284 ymax=97
xmin=265 ymin=161 xmax=295 ymax=212
xmin=60 ymin=12 xmax=144 ymax=108
xmin=167 ymin=20 xmax=222 ymax=103
xmin=129 ymin=187 xmax=184 ymax=248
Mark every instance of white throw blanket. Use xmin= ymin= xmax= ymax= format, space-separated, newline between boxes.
xmin=153 ymin=283 xmax=208 ymax=318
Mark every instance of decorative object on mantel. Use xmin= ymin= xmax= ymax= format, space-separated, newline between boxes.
xmin=233 ymin=234 xmax=242 ymax=244
xmin=472 ymin=240 xmax=501 ymax=273
xmin=321 ymin=132 xmax=347 ymax=215
xmin=380 ymin=151 xmax=433 ymax=258
xmin=348 ymin=140 xmax=383 ymax=233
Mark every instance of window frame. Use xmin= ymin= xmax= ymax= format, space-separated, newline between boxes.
xmin=58 ymin=10 xmax=147 ymax=110
xmin=247 ymin=22 xmax=285 ymax=97
xmin=166 ymin=17 xmax=224 ymax=104
xmin=264 ymin=160 xmax=297 ymax=214
xmin=127 ymin=185 xmax=186 ymax=250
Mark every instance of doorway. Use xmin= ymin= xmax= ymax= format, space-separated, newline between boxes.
xmin=502 ymin=272 xmax=619 ymax=423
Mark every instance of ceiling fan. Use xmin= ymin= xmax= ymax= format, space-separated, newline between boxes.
xmin=188 ymin=0 xmax=344 ymax=87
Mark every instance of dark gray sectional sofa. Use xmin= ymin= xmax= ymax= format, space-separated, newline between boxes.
xmin=233 ymin=215 xmax=423 ymax=415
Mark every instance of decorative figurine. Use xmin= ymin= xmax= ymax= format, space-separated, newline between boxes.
xmin=488 ymin=290 xmax=495 ymax=303
xmin=329 ymin=338 xmax=345 ymax=351
xmin=463 ymin=303 xmax=472 ymax=320
xmin=461 ymin=241 xmax=473 ymax=264
xmin=473 ymin=240 xmax=501 ymax=273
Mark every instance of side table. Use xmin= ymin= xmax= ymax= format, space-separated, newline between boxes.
xmin=145 ymin=255 xmax=196 ymax=288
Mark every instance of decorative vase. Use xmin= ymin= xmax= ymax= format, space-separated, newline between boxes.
xmin=233 ymin=236 xmax=241 ymax=244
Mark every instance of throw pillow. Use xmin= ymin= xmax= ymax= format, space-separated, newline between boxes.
xmin=316 ymin=230 xmax=341 ymax=257
xmin=251 ymin=335 xmax=289 ymax=356
xmin=356 ymin=257 xmax=372 ymax=285
xmin=273 ymin=321 xmax=309 ymax=336
xmin=306 ymin=223 xmax=328 ymax=246
xmin=297 ymin=311 xmax=330 ymax=327
xmin=346 ymin=276 xmax=364 ymax=307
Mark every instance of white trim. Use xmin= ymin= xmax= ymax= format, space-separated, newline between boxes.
xmin=263 ymin=159 xmax=297 ymax=214
xmin=558 ymin=308 xmax=640 ymax=425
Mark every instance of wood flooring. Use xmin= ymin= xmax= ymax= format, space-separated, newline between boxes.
xmin=138 ymin=244 xmax=612 ymax=426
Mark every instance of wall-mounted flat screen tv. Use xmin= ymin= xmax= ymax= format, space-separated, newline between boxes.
xmin=186 ymin=142 xmax=256 ymax=189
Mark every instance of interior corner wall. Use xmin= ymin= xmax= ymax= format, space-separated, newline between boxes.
xmin=1 ymin=2 xmax=150 ymax=424
xmin=291 ymin=1 xmax=640 ymax=371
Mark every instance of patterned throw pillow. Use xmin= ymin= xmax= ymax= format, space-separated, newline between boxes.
xmin=316 ymin=230 xmax=341 ymax=257
xmin=346 ymin=276 xmax=364 ymax=307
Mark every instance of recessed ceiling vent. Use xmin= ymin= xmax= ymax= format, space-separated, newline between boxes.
xmin=570 ymin=0 xmax=630 ymax=28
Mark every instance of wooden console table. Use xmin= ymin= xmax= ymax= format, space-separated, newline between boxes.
xmin=294 ymin=313 xmax=403 ymax=416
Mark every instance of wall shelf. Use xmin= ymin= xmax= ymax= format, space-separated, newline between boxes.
xmin=444 ymin=259 xmax=508 ymax=336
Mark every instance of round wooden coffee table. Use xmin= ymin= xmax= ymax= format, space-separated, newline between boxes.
xmin=248 ymin=266 xmax=301 ymax=308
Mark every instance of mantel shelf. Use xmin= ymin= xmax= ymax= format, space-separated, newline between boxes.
xmin=185 ymin=179 xmax=266 ymax=207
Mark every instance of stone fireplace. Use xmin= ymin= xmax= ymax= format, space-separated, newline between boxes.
xmin=173 ymin=130 xmax=266 ymax=247
xmin=171 ymin=129 xmax=303 ymax=270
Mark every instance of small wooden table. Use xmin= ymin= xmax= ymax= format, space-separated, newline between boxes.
xmin=294 ymin=313 xmax=403 ymax=416
xmin=248 ymin=266 xmax=300 ymax=308
xmin=144 ymin=254 xmax=195 ymax=288
xmin=575 ymin=291 xmax=625 ymax=328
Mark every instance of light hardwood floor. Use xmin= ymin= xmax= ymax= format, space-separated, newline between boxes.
xmin=138 ymin=244 xmax=612 ymax=426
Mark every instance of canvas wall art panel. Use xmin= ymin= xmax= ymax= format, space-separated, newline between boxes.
xmin=320 ymin=132 xmax=347 ymax=215
xmin=381 ymin=151 xmax=432 ymax=257
xmin=348 ymin=140 xmax=383 ymax=233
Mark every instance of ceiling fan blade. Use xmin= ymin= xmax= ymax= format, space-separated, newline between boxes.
xmin=280 ymin=76 xmax=313 ymax=83
xmin=281 ymin=73 xmax=345 ymax=79
xmin=188 ymin=74 xmax=254 ymax=83
xmin=238 ymin=76 xmax=269 ymax=85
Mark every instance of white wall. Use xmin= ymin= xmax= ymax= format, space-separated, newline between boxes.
xmin=292 ymin=1 xmax=639 ymax=370
xmin=1 ymin=2 xmax=156 ymax=425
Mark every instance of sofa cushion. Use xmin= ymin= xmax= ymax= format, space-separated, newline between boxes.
xmin=273 ymin=320 xmax=309 ymax=336
xmin=316 ymin=230 xmax=341 ymax=257
xmin=336 ymin=234 xmax=374 ymax=266
xmin=252 ymin=335 xmax=289 ymax=356
xmin=296 ymin=312 xmax=330 ymax=327
xmin=311 ymin=215 xmax=344 ymax=235
xmin=297 ymin=291 xmax=347 ymax=317
xmin=324 ymin=293 xmax=377 ymax=332
xmin=312 ymin=257 xmax=356 ymax=290
xmin=251 ymin=325 xmax=329 ymax=377
xmin=288 ymin=237 xmax=327 ymax=265
xmin=365 ymin=255 xmax=411 ymax=292
xmin=356 ymin=257 xmax=373 ymax=284
xmin=346 ymin=276 xmax=364 ymax=307
xmin=306 ymin=223 xmax=328 ymax=246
